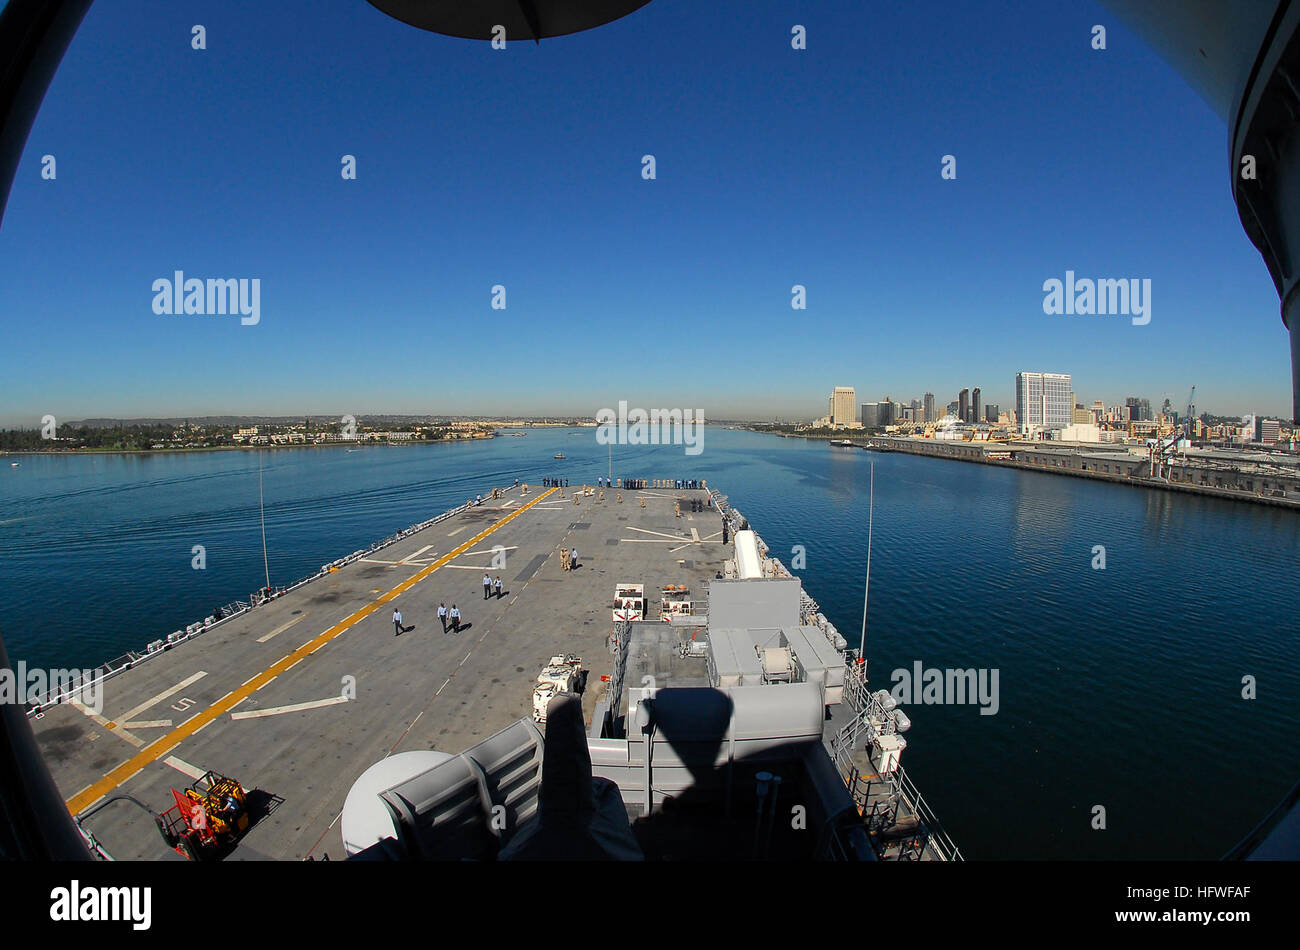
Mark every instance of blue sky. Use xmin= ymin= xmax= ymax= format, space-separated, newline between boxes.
xmin=0 ymin=0 xmax=1289 ymax=423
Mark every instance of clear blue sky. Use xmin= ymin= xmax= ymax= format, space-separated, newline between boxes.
xmin=0 ymin=0 xmax=1289 ymax=423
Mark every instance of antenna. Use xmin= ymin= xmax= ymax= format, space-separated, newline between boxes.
xmin=258 ymin=450 xmax=271 ymax=590
xmin=859 ymin=461 xmax=874 ymax=659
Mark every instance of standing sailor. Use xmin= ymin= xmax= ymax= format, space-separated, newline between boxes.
xmin=483 ymin=572 xmax=492 ymax=600
xmin=437 ymin=602 xmax=448 ymax=633
xmin=449 ymin=604 xmax=461 ymax=633
xmin=393 ymin=608 xmax=403 ymax=636
xmin=494 ymin=576 xmax=503 ymax=598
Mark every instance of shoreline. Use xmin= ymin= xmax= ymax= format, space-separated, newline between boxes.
xmin=0 ymin=433 xmax=500 ymax=457
xmin=750 ymin=429 xmax=1300 ymax=512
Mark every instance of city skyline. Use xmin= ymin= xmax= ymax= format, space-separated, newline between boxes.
xmin=0 ymin=0 xmax=1293 ymax=426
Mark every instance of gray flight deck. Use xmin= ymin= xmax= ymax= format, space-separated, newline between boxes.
xmin=32 ymin=482 xmax=730 ymax=860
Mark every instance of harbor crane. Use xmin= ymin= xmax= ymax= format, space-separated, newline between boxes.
xmin=1150 ymin=385 xmax=1196 ymax=480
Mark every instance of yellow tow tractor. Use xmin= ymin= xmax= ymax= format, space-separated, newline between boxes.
xmin=156 ymin=770 xmax=250 ymax=860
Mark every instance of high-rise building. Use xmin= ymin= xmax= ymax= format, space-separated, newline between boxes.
xmin=1125 ymin=397 xmax=1152 ymax=422
xmin=972 ymin=388 xmax=981 ymax=424
xmin=958 ymin=389 xmax=970 ymax=423
xmin=923 ymin=393 xmax=935 ymax=423
xmin=861 ymin=403 xmax=880 ymax=428
xmin=1257 ymin=418 xmax=1281 ymax=443
xmin=985 ymin=404 xmax=999 ymax=423
xmin=1015 ymin=372 xmax=1073 ymax=433
xmin=829 ymin=386 xmax=856 ymax=427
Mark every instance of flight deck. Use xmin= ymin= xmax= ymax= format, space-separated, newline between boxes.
xmin=32 ymin=482 xmax=730 ymax=860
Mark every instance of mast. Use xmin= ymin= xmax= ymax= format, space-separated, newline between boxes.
xmin=258 ymin=449 xmax=270 ymax=589
xmin=858 ymin=461 xmax=874 ymax=659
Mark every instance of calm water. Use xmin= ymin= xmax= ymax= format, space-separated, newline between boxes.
xmin=2 ymin=427 xmax=1298 ymax=859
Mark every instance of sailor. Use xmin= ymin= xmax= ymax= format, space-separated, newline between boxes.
xmin=437 ymin=602 xmax=447 ymax=633
xmin=393 ymin=607 xmax=403 ymax=636
xmin=449 ymin=604 xmax=461 ymax=633
xmin=494 ymin=576 xmax=503 ymax=598
xmin=570 ymin=547 xmax=578 ymax=570
xmin=483 ymin=573 xmax=492 ymax=599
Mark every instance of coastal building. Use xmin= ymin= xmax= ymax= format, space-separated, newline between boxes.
xmin=958 ymin=389 xmax=970 ymax=424
xmin=829 ymin=387 xmax=856 ymax=427
xmin=924 ymin=393 xmax=935 ymax=423
xmin=972 ymin=388 xmax=981 ymax=425
xmin=1015 ymin=372 xmax=1073 ymax=434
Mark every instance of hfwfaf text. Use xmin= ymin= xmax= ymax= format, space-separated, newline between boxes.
xmin=595 ymin=402 xmax=703 ymax=456
xmin=152 ymin=271 xmax=260 ymax=325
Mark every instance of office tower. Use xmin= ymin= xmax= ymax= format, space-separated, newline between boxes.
xmin=972 ymin=388 xmax=981 ymax=424
xmin=830 ymin=386 xmax=856 ymax=427
xmin=924 ymin=393 xmax=935 ymax=423
xmin=958 ymin=389 xmax=970 ymax=423
xmin=1015 ymin=372 xmax=1073 ymax=433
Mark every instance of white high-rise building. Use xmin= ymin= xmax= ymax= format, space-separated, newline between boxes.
xmin=1015 ymin=372 xmax=1072 ymax=433
xmin=830 ymin=386 xmax=856 ymax=427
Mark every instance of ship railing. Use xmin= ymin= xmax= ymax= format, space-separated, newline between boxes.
xmin=22 ymin=493 xmax=492 ymax=718
xmin=831 ymin=650 xmax=964 ymax=861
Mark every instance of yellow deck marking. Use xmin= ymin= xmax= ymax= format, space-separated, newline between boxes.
xmin=65 ymin=488 xmax=557 ymax=815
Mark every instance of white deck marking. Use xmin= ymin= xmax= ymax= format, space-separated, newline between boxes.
xmin=442 ymin=563 xmax=496 ymax=570
xmin=111 ymin=671 xmax=208 ymax=724
xmin=401 ymin=544 xmax=434 ymax=562
xmin=163 ymin=755 xmax=207 ymax=780
xmin=690 ymin=528 xmax=701 ymax=542
xmin=230 ymin=696 xmax=349 ymax=720
xmin=257 ymin=614 xmax=309 ymax=643
xmin=435 ymin=678 xmax=451 ymax=696
xmin=358 ymin=558 xmax=402 ymax=565
xmin=627 ymin=526 xmax=688 ymax=540
xmin=71 ymin=701 xmax=146 ymax=747
xmin=447 ymin=526 xmax=468 ymax=536
xmin=454 ymin=545 xmax=518 ymax=558
xmin=119 ymin=719 xmax=173 ymax=729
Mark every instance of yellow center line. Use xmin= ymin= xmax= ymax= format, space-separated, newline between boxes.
xmin=64 ymin=488 xmax=557 ymax=815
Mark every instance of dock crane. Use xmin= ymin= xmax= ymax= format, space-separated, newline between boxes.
xmin=1149 ymin=386 xmax=1196 ymax=480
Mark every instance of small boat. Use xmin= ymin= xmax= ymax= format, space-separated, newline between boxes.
xmin=9 ymin=462 xmax=18 ymax=468
xmin=554 ymin=452 xmax=565 ymax=459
